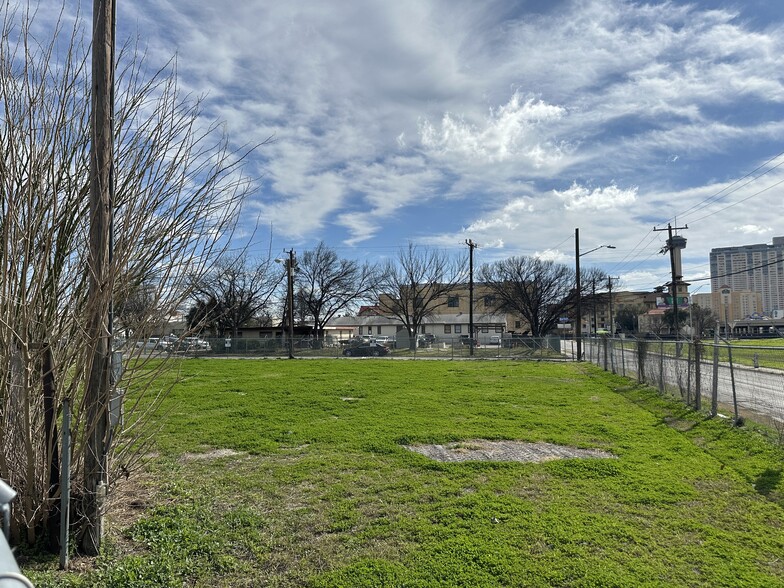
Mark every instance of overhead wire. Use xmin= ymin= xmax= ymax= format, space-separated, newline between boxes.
xmin=607 ymin=149 xmax=784 ymax=287
xmin=687 ymin=255 xmax=784 ymax=283
xmin=672 ymin=149 xmax=784 ymax=224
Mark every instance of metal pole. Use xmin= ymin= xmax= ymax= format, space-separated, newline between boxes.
xmin=59 ymin=399 xmax=72 ymax=570
xmin=575 ymin=229 xmax=582 ymax=361
xmin=711 ymin=321 xmax=720 ymax=416
xmin=727 ymin=343 xmax=739 ymax=423
xmin=466 ymin=240 xmax=477 ymax=357
xmin=694 ymin=340 xmax=702 ymax=411
xmin=287 ymin=250 xmax=295 ymax=359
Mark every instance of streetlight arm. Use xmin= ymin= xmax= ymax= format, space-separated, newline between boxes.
xmin=574 ymin=233 xmax=614 ymax=362
xmin=579 ymin=244 xmax=616 ymax=257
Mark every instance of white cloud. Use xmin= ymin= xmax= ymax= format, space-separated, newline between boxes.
xmin=554 ymin=183 xmax=637 ymax=211
xmin=461 ymin=198 xmax=533 ymax=234
xmin=418 ymin=93 xmax=567 ymax=165
xmin=534 ymin=249 xmax=569 ymax=263
xmin=732 ymin=224 xmax=773 ymax=235
xmin=88 ymin=0 xmax=784 ymax=270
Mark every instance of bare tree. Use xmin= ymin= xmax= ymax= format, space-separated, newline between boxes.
xmin=188 ymin=252 xmax=282 ymax=338
xmin=114 ymin=281 xmax=159 ymax=339
xmin=581 ymin=268 xmax=611 ymax=333
xmin=373 ymin=244 xmax=465 ymax=349
xmin=615 ymin=304 xmax=647 ymax=334
xmin=688 ymin=304 xmax=717 ymax=339
xmin=0 ymin=6 xmax=266 ymax=548
xmin=295 ymin=242 xmax=378 ymax=338
xmin=480 ymin=256 xmax=605 ymax=337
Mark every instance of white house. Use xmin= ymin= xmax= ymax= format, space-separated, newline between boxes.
xmin=324 ymin=312 xmax=508 ymax=345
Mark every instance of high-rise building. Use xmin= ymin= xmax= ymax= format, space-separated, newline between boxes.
xmin=709 ymin=237 xmax=784 ymax=314
xmin=692 ymin=290 xmax=763 ymax=322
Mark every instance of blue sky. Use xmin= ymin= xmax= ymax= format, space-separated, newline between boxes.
xmin=52 ymin=1 xmax=784 ymax=291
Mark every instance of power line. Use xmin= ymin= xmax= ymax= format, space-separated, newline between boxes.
xmin=685 ymin=176 xmax=784 ymax=224
xmin=673 ymin=149 xmax=784 ymax=223
xmin=688 ymin=255 xmax=784 ymax=283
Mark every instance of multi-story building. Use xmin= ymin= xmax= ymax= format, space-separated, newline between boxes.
xmin=692 ymin=289 xmax=764 ymax=322
xmin=709 ymin=237 xmax=784 ymax=314
xmin=377 ymin=284 xmax=531 ymax=335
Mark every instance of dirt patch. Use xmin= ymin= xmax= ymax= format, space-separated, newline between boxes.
xmin=180 ymin=448 xmax=243 ymax=461
xmin=404 ymin=439 xmax=615 ymax=463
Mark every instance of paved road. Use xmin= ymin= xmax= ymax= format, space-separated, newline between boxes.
xmin=570 ymin=338 xmax=784 ymax=423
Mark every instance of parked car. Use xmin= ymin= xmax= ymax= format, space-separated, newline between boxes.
xmin=343 ymin=342 xmax=390 ymax=357
xmin=160 ymin=335 xmax=179 ymax=351
xmin=374 ymin=335 xmax=396 ymax=348
xmin=488 ymin=335 xmax=502 ymax=346
xmin=459 ymin=335 xmax=479 ymax=347
xmin=136 ymin=337 xmax=165 ymax=351
xmin=182 ymin=336 xmax=211 ymax=351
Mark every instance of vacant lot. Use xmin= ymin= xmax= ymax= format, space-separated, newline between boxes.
xmin=26 ymin=359 xmax=784 ymax=587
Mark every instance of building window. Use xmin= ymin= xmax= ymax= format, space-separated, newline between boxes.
xmin=495 ymin=326 xmax=504 ymax=333
xmin=377 ymin=326 xmax=382 ymax=334
xmin=514 ymin=320 xmax=522 ymax=329
xmin=454 ymin=325 xmax=462 ymax=334
xmin=447 ymin=295 xmax=459 ymax=308
xmin=444 ymin=325 xmax=452 ymax=334
xmin=481 ymin=326 xmax=489 ymax=333
xmin=236 ymin=331 xmax=243 ymax=337
xmin=368 ymin=326 xmax=373 ymax=335
xmin=484 ymin=295 xmax=496 ymax=307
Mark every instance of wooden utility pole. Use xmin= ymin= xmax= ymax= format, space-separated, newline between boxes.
xmin=286 ymin=250 xmax=296 ymax=359
xmin=606 ymin=276 xmax=619 ymax=335
xmin=654 ymin=223 xmax=688 ymax=338
xmin=575 ymin=228 xmax=582 ymax=361
xmin=83 ymin=0 xmax=115 ymax=555
xmin=465 ymin=239 xmax=478 ymax=356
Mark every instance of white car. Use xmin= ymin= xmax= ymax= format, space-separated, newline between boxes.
xmin=136 ymin=337 xmax=162 ymax=351
xmin=183 ymin=337 xmax=211 ymax=351
xmin=374 ymin=335 xmax=396 ymax=347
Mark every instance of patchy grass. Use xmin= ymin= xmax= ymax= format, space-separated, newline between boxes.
xmin=23 ymin=359 xmax=784 ymax=587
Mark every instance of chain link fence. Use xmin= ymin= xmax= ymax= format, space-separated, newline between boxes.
xmin=148 ymin=335 xmax=565 ymax=360
xmin=579 ymin=335 xmax=784 ymax=427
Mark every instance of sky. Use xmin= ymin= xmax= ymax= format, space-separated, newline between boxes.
xmin=42 ymin=1 xmax=784 ymax=292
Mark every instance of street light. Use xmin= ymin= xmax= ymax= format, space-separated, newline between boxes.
xmin=275 ymin=250 xmax=296 ymax=359
xmin=575 ymin=228 xmax=615 ymax=361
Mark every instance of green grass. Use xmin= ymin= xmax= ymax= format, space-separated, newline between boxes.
xmin=720 ymin=338 xmax=784 ymax=370
xmin=621 ymin=338 xmax=784 ymax=371
xmin=24 ymin=359 xmax=784 ymax=587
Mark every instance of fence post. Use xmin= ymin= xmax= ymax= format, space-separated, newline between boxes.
xmin=726 ymin=342 xmax=739 ymax=423
xmin=602 ymin=337 xmax=608 ymax=371
xmin=711 ymin=325 xmax=720 ymax=417
xmin=659 ymin=340 xmax=665 ymax=395
xmin=694 ymin=340 xmax=702 ymax=411
xmin=636 ymin=338 xmax=646 ymax=384
xmin=59 ymin=398 xmax=72 ymax=570
xmin=620 ymin=338 xmax=626 ymax=377
xmin=609 ymin=337 xmax=616 ymax=374
xmin=685 ymin=342 xmax=692 ymax=407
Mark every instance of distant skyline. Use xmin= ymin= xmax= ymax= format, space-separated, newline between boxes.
xmin=43 ymin=1 xmax=784 ymax=291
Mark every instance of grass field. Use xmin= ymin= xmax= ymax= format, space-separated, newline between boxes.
xmin=24 ymin=359 xmax=784 ymax=587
